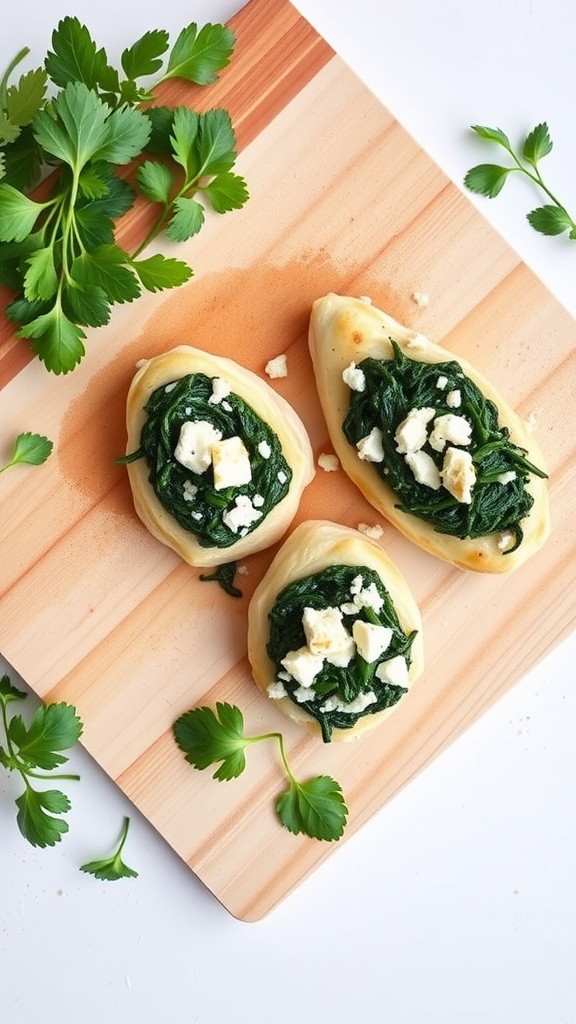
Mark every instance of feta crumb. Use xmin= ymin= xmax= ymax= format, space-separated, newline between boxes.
xmin=174 ymin=420 xmax=222 ymax=474
xmin=252 ymin=493 xmax=265 ymax=507
xmin=524 ymin=409 xmax=538 ymax=432
xmin=267 ymin=681 xmax=287 ymax=699
xmin=428 ymin=413 xmax=472 ymax=452
xmin=411 ymin=291 xmax=429 ymax=307
xmin=350 ymin=575 xmax=364 ymax=595
xmin=318 ymin=453 xmax=340 ymax=472
xmin=353 ymin=581 xmax=385 ymax=614
xmin=375 ymin=655 xmax=408 ymax=687
xmin=277 ymin=470 xmax=287 ymax=484
xmin=293 ymin=685 xmax=317 ymax=703
xmin=135 ymin=358 xmax=147 ymax=369
xmin=342 ymin=362 xmax=366 ymax=392
xmin=356 ymin=426 xmax=385 ymax=463
xmin=281 ymin=645 xmax=324 ymax=688
xmin=394 ymin=406 xmax=436 ymax=454
xmin=302 ymin=606 xmax=354 ymax=664
xmin=496 ymin=471 xmax=517 ymax=485
xmin=182 ymin=480 xmax=198 ymax=502
xmin=320 ymin=696 xmax=339 ymax=713
xmin=257 ymin=440 xmax=272 ymax=459
xmin=264 ymin=354 xmax=287 ymax=379
xmin=185 ymin=407 xmax=192 ymax=416
xmin=445 ymin=389 xmax=461 ymax=408
xmin=337 ymin=691 xmax=378 ymax=714
xmin=221 ymin=401 xmax=233 ymax=413
xmin=405 ymin=450 xmax=442 ymax=490
xmin=208 ymin=377 xmax=232 ymax=405
xmin=236 ymin=564 xmax=249 ymax=575
xmin=211 ymin=435 xmax=252 ymax=490
xmin=436 ymin=375 xmax=448 ymax=390
xmin=164 ymin=380 xmax=178 ymax=393
xmin=352 ymin=620 xmax=393 ymax=663
xmin=358 ymin=295 xmax=372 ymax=304
xmin=222 ymin=494 xmax=263 ymax=533
xmin=405 ymin=333 xmax=429 ymax=351
xmin=357 ymin=522 xmax=384 ymax=540
xmin=440 ymin=446 xmax=476 ymax=504
xmin=497 ymin=530 xmax=515 ymax=551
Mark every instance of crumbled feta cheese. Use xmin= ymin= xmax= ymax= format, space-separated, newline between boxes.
xmin=318 ymin=452 xmax=340 ymax=472
xmin=405 ymin=333 xmax=429 ymax=351
xmin=428 ymin=413 xmax=472 ymax=452
xmin=445 ymin=389 xmax=461 ymax=409
xmin=440 ymin=446 xmax=476 ymax=504
xmin=356 ymin=426 xmax=385 ymax=463
xmin=191 ymin=511 xmax=202 ymax=521
xmin=174 ymin=420 xmax=222 ymax=474
xmin=237 ymin=564 xmax=249 ymax=575
xmin=358 ymin=295 xmax=372 ymax=304
xmin=320 ymin=696 xmax=339 ymax=713
xmin=357 ymin=522 xmax=384 ymax=540
xmin=267 ymin=681 xmax=287 ymax=699
xmin=164 ymin=380 xmax=178 ymax=393
xmin=342 ymin=362 xmax=366 ymax=392
xmin=496 ymin=471 xmax=516 ymax=485
xmin=405 ymin=450 xmax=441 ymax=489
xmin=352 ymin=620 xmax=393 ymax=663
xmin=281 ymin=646 xmax=324 ymax=688
xmin=293 ymin=685 xmax=317 ymax=704
xmin=208 ymin=377 xmax=232 ymax=405
xmin=277 ymin=470 xmax=287 ymax=484
xmin=436 ymin=375 xmax=448 ymax=390
xmin=182 ymin=480 xmax=198 ymax=502
xmin=375 ymin=655 xmax=408 ymax=687
xmin=264 ymin=354 xmax=287 ymax=379
xmin=257 ymin=440 xmax=272 ymax=459
xmin=349 ymin=581 xmax=385 ymax=614
xmin=394 ymin=406 xmax=436 ymax=454
xmin=302 ymin=606 xmax=354 ymax=666
xmin=252 ymin=493 xmax=265 ymax=507
xmin=135 ymin=358 xmax=148 ymax=369
xmin=222 ymin=494 xmax=263 ymax=533
xmin=524 ymin=409 xmax=538 ymax=432
xmin=411 ymin=291 xmax=429 ymax=307
xmin=185 ymin=406 xmax=192 ymax=416
xmin=211 ymin=435 xmax=252 ymax=490
xmin=350 ymin=575 xmax=364 ymax=595
xmin=497 ymin=530 xmax=515 ymax=551
xmin=337 ymin=691 xmax=378 ymax=714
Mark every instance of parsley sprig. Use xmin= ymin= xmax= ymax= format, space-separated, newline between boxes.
xmin=0 ymin=674 xmax=83 ymax=847
xmin=173 ymin=702 xmax=349 ymax=842
xmin=0 ymin=17 xmax=248 ymax=374
xmin=0 ymin=430 xmax=53 ymax=473
xmin=80 ymin=816 xmax=138 ymax=881
xmin=464 ymin=122 xmax=576 ymax=239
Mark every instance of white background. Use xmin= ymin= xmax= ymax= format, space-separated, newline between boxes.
xmin=1 ymin=2 xmax=575 ymax=1022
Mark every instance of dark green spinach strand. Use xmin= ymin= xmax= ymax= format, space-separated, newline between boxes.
xmin=267 ymin=564 xmax=415 ymax=742
xmin=342 ymin=343 xmax=546 ymax=549
xmin=129 ymin=373 xmax=292 ymax=548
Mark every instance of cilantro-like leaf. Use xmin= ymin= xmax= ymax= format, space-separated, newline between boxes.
xmin=18 ymin=305 xmax=86 ymax=374
xmin=32 ymin=82 xmax=113 ymax=169
xmin=89 ymin=103 xmax=151 ymax=165
xmin=8 ymin=702 xmax=83 ymax=771
xmin=15 ymin=787 xmax=72 ymax=847
xmin=71 ymin=244 xmax=141 ymax=304
xmin=0 ymin=432 xmax=53 ymax=473
xmin=136 ymin=160 xmax=173 ymax=205
xmin=174 ymin=703 xmax=349 ymax=841
xmin=463 ymin=163 xmax=511 ymax=198
xmin=121 ymin=30 xmax=170 ymax=80
xmin=23 ymin=246 xmax=58 ymax=301
xmin=5 ymin=67 xmax=48 ymax=126
xmin=167 ymin=195 xmax=205 ymax=241
xmin=277 ymin=775 xmax=348 ymax=842
xmin=80 ymin=816 xmax=138 ymax=881
xmin=163 ymin=23 xmax=235 ymax=85
xmin=62 ymin=278 xmax=111 ymax=329
xmin=131 ymin=253 xmax=192 ymax=292
xmin=0 ymin=111 xmax=20 ymax=146
xmin=465 ymin=121 xmax=576 ymax=242
xmin=174 ymin=703 xmax=248 ymax=780
xmin=199 ymin=561 xmax=243 ymax=597
xmin=0 ymin=183 xmax=46 ymax=241
xmin=45 ymin=17 xmax=112 ymax=91
xmin=203 ymin=171 xmax=249 ymax=213
xmin=0 ymin=673 xmax=27 ymax=704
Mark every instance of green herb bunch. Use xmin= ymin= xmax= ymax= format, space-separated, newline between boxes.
xmin=464 ymin=123 xmax=576 ymax=240
xmin=0 ymin=18 xmax=248 ymax=374
xmin=174 ymin=702 xmax=348 ymax=842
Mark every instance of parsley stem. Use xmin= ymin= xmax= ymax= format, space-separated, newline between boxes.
xmin=24 ymin=769 xmax=81 ymax=782
xmin=247 ymin=731 xmax=296 ymax=785
xmin=0 ymin=46 xmax=29 ymax=103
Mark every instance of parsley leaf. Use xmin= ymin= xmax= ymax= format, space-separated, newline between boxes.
xmin=80 ymin=816 xmax=139 ymax=881
xmin=163 ymin=23 xmax=235 ymax=85
xmin=0 ymin=677 xmax=83 ymax=848
xmin=174 ymin=703 xmax=349 ymax=841
xmin=465 ymin=121 xmax=576 ymax=240
xmin=0 ymin=431 xmax=53 ymax=473
xmin=121 ymin=30 xmax=170 ymax=81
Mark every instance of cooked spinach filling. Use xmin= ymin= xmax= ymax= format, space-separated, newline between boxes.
xmin=342 ymin=342 xmax=547 ymax=551
xmin=267 ymin=564 xmax=416 ymax=743
xmin=128 ymin=373 xmax=292 ymax=548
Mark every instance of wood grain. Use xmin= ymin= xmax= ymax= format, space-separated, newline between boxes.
xmin=0 ymin=0 xmax=574 ymax=920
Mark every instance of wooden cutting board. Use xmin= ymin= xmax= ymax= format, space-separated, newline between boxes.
xmin=1 ymin=0 xmax=575 ymax=921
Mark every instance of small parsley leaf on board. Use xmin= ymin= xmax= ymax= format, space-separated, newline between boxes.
xmin=0 ymin=16 xmax=247 ymax=373
xmin=0 ymin=431 xmax=53 ymax=473
xmin=0 ymin=679 xmax=83 ymax=848
xmin=80 ymin=816 xmax=139 ymax=881
xmin=174 ymin=703 xmax=349 ymax=841
xmin=465 ymin=121 xmax=576 ymax=241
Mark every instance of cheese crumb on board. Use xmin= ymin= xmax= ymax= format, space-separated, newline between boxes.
xmin=318 ymin=452 xmax=340 ymax=472
xmin=357 ymin=522 xmax=384 ymax=540
xmin=264 ymin=354 xmax=287 ymax=378
xmin=411 ymin=291 xmax=429 ymax=307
